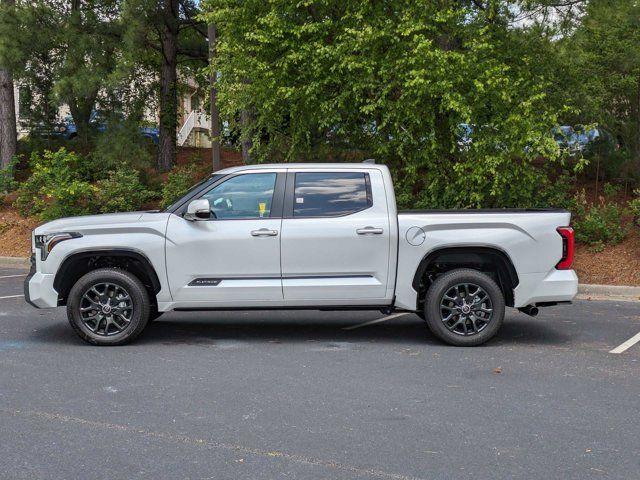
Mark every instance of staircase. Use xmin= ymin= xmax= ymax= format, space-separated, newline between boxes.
xmin=177 ymin=111 xmax=209 ymax=146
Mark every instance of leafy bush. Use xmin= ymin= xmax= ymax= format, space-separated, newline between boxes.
xmin=160 ymin=164 xmax=199 ymax=209
xmin=571 ymin=190 xmax=626 ymax=251
xmin=602 ymin=182 xmax=621 ymax=199
xmin=14 ymin=148 xmax=97 ymax=220
xmin=0 ymin=157 xmax=19 ymax=206
xmin=95 ymin=169 xmax=154 ymax=213
xmin=92 ymin=118 xmax=155 ymax=174
xmin=629 ymin=189 xmax=640 ymax=226
xmin=0 ymin=157 xmax=18 ymax=193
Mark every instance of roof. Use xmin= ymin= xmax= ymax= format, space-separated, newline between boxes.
xmin=215 ymin=162 xmax=385 ymax=174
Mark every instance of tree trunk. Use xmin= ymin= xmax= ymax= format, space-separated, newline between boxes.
xmin=0 ymin=67 xmax=17 ymax=170
xmin=240 ymin=109 xmax=252 ymax=164
xmin=157 ymin=0 xmax=179 ymax=172
xmin=67 ymin=90 xmax=98 ymax=145
xmin=208 ymin=23 xmax=221 ymax=171
xmin=0 ymin=0 xmax=17 ymax=171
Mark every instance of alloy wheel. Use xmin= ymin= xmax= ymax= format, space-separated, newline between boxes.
xmin=439 ymin=283 xmax=493 ymax=336
xmin=79 ymin=282 xmax=133 ymax=336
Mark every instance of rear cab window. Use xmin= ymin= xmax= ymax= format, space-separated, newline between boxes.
xmin=292 ymin=172 xmax=373 ymax=218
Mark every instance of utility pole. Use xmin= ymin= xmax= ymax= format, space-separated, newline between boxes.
xmin=208 ymin=23 xmax=221 ymax=171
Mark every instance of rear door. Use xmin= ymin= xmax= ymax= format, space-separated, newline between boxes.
xmin=280 ymin=169 xmax=391 ymax=304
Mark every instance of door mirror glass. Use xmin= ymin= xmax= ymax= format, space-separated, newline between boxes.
xmin=185 ymin=198 xmax=211 ymax=221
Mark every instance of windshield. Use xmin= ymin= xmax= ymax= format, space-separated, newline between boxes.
xmin=162 ymin=174 xmax=224 ymax=212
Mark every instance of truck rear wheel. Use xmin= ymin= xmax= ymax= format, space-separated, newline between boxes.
xmin=66 ymin=268 xmax=150 ymax=346
xmin=424 ymin=268 xmax=505 ymax=346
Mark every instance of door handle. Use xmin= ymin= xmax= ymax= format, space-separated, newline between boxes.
xmin=251 ymin=228 xmax=278 ymax=237
xmin=356 ymin=226 xmax=384 ymax=235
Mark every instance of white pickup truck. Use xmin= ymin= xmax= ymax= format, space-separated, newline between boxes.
xmin=25 ymin=162 xmax=577 ymax=346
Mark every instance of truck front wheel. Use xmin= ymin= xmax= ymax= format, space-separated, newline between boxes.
xmin=66 ymin=268 xmax=150 ymax=346
xmin=424 ymin=268 xmax=505 ymax=346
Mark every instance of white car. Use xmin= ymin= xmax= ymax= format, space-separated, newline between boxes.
xmin=25 ymin=162 xmax=577 ymax=346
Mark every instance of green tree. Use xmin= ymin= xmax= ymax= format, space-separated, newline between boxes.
xmin=120 ymin=0 xmax=208 ymax=172
xmin=565 ymin=0 xmax=640 ymax=185
xmin=0 ymin=1 xmax=123 ymax=145
xmin=201 ymin=0 xmax=568 ymax=208
xmin=0 ymin=0 xmax=18 ymax=169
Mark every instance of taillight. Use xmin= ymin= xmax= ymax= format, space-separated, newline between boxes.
xmin=556 ymin=227 xmax=574 ymax=270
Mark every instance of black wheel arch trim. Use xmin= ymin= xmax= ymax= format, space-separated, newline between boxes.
xmin=412 ymin=246 xmax=519 ymax=306
xmin=53 ymin=249 xmax=162 ymax=299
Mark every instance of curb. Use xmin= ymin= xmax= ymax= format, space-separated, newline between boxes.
xmin=1 ymin=255 xmax=638 ymax=301
xmin=0 ymin=256 xmax=30 ymax=269
xmin=577 ymin=284 xmax=640 ymax=302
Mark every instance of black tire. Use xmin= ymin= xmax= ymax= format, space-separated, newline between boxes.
xmin=66 ymin=268 xmax=150 ymax=346
xmin=424 ymin=268 xmax=505 ymax=346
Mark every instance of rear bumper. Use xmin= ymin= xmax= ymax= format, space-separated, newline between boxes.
xmin=514 ymin=269 xmax=578 ymax=308
xmin=24 ymin=254 xmax=58 ymax=308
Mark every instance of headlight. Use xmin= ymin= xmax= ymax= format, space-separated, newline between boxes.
xmin=34 ymin=232 xmax=82 ymax=261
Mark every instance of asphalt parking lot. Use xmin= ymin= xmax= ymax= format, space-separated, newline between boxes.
xmin=1 ymin=267 xmax=639 ymax=480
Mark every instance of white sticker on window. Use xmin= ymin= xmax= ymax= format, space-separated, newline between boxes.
xmin=296 ymin=197 xmax=304 ymax=204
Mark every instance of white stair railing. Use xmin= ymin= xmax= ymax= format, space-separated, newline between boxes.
xmin=177 ymin=111 xmax=209 ymax=146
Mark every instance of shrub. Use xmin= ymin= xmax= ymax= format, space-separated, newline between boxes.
xmin=161 ymin=164 xmax=199 ymax=209
xmin=95 ymin=169 xmax=154 ymax=213
xmin=14 ymin=148 xmax=97 ymax=220
xmin=571 ymin=190 xmax=626 ymax=250
xmin=92 ymin=118 xmax=155 ymax=174
xmin=602 ymin=182 xmax=621 ymax=199
xmin=0 ymin=157 xmax=19 ymax=206
xmin=629 ymin=189 xmax=640 ymax=226
xmin=0 ymin=157 xmax=18 ymax=193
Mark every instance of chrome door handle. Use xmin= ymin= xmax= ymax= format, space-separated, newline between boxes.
xmin=251 ymin=228 xmax=278 ymax=237
xmin=356 ymin=226 xmax=384 ymax=235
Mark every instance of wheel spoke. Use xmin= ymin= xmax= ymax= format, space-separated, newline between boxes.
xmin=79 ymin=281 xmax=134 ymax=337
xmin=439 ymin=282 xmax=493 ymax=336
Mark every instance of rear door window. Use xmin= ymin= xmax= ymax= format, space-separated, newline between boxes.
xmin=293 ymin=172 xmax=372 ymax=218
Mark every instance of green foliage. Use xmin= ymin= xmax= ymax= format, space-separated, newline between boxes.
xmin=201 ymin=0 xmax=570 ymax=208
xmin=562 ymin=0 xmax=640 ymax=183
xmin=0 ymin=157 xmax=18 ymax=193
xmin=571 ymin=190 xmax=626 ymax=250
xmin=14 ymin=148 xmax=97 ymax=220
xmin=629 ymin=190 xmax=640 ymax=227
xmin=92 ymin=118 xmax=155 ymax=173
xmin=0 ymin=157 xmax=19 ymax=207
xmin=161 ymin=164 xmax=199 ymax=209
xmin=602 ymin=182 xmax=621 ymax=200
xmin=95 ymin=169 xmax=154 ymax=213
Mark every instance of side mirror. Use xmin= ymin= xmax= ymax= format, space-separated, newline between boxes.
xmin=184 ymin=199 xmax=211 ymax=221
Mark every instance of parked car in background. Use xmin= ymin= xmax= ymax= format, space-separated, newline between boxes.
xmin=552 ymin=125 xmax=616 ymax=155
xmin=50 ymin=112 xmax=160 ymax=144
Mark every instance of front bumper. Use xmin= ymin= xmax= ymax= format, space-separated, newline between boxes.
xmin=23 ymin=253 xmax=58 ymax=309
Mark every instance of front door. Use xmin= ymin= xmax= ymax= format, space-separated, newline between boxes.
xmin=165 ymin=171 xmax=285 ymax=307
xmin=280 ymin=169 xmax=391 ymax=303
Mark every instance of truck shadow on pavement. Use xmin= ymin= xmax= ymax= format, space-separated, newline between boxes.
xmin=29 ymin=311 xmax=570 ymax=347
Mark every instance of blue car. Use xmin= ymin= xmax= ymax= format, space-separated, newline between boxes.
xmin=51 ymin=112 xmax=160 ymax=145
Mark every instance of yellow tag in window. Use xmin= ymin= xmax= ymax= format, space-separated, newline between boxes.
xmin=259 ymin=202 xmax=267 ymax=217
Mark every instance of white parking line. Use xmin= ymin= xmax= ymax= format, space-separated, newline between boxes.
xmin=342 ymin=312 xmax=409 ymax=330
xmin=0 ymin=294 xmax=24 ymax=300
xmin=610 ymin=332 xmax=640 ymax=354
xmin=0 ymin=274 xmax=26 ymax=279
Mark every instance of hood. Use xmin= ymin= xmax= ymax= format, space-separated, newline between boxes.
xmin=34 ymin=211 xmax=169 ymax=235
